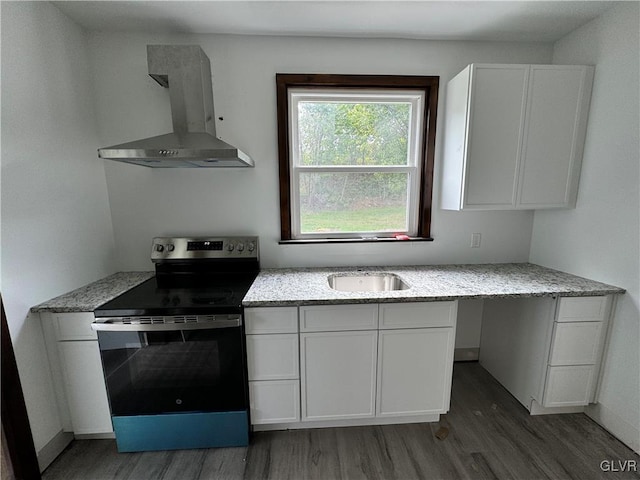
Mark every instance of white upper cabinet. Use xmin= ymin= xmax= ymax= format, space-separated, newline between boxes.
xmin=441 ymin=64 xmax=594 ymax=210
xmin=442 ymin=64 xmax=528 ymax=209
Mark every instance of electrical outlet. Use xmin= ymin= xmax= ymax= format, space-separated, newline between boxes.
xmin=471 ymin=233 xmax=481 ymax=248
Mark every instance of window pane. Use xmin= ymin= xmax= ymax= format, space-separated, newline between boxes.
xmin=299 ymin=172 xmax=409 ymax=234
xmin=297 ymin=102 xmax=411 ymax=166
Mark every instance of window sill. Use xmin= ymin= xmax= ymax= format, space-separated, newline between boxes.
xmin=278 ymin=237 xmax=434 ymax=245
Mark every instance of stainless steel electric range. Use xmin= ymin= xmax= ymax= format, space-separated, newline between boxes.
xmin=92 ymin=236 xmax=259 ymax=453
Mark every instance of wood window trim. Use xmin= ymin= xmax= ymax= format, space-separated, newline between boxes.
xmin=276 ymin=73 xmax=439 ymax=242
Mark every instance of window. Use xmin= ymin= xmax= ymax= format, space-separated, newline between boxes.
xmin=277 ymin=74 xmax=438 ymax=242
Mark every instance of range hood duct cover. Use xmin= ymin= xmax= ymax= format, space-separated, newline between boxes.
xmin=98 ymin=45 xmax=253 ymax=167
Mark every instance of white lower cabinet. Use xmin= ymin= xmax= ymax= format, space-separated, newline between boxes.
xmin=376 ymin=302 xmax=457 ymax=417
xmin=247 ymin=301 xmax=457 ymax=428
xmin=300 ymin=330 xmax=378 ymax=421
xmin=57 ymin=341 xmax=113 ymax=435
xmin=480 ymin=295 xmax=611 ymax=413
xmin=541 ymin=297 xmax=608 ymax=408
xmin=40 ymin=312 xmax=113 ymax=435
xmin=377 ymin=328 xmax=454 ymax=416
xmin=245 ymin=307 xmax=300 ymax=425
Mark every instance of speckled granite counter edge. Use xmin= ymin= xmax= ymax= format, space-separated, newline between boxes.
xmin=242 ymin=263 xmax=625 ymax=307
xmin=31 ymin=271 xmax=155 ymax=313
xmin=242 ymin=289 xmax=624 ymax=307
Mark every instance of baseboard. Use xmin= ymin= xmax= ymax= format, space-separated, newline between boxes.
xmin=454 ymin=347 xmax=479 ymax=362
xmin=253 ymin=413 xmax=441 ymax=432
xmin=529 ymin=399 xmax=585 ymax=415
xmin=74 ymin=432 xmax=115 ymax=440
xmin=37 ymin=430 xmax=73 ymax=472
xmin=586 ymin=403 xmax=640 ymax=454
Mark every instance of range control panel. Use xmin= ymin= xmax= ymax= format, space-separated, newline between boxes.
xmin=151 ymin=236 xmax=259 ymax=262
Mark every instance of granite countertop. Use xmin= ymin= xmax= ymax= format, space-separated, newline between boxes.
xmin=31 ymin=271 xmax=154 ymax=313
xmin=30 ymin=263 xmax=625 ymax=313
xmin=242 ymin=263 xmax=625 ymax=307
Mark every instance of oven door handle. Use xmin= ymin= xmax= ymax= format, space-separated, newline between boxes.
xmin=91 ymin=318 xmax=241 ymax=332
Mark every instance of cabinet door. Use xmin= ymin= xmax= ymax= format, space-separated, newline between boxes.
xmin=463 ymin=64 xmax=529 ymax=208
xmin=58 ymin=341 xmax=113 ymax=434
xmin=518 ymin=65 xmax=593 ymax=208
xmin=300 ymin=330 xmax=377 ymax=421
xmin=543 ymin=365 xmax=595 ymax=407
xmin=246 ymin=334 xmax=299 ymax=381
xmin=377 ymin=328 xmax=455 ymax=416
xmin=249 ymin=380 xmax=300 ymax=424
xmin=548 ymin=322 xmax=603 ymax=366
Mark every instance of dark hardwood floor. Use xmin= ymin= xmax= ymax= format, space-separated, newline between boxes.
xmin=42 ymin=363 xmax=639 ymax=480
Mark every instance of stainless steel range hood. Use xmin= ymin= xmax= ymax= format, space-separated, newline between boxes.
xmin=98 ymin=45 xmax=253 ymax=168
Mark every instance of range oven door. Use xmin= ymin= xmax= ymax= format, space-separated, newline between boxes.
xmin=92 ymin=317 xmax=248 ymax=417
xmin=92 ymin=316 xmax=250 ymax=452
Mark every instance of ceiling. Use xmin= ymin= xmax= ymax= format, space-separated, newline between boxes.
xmin=52 ymin=1 xmax=617 ymax=43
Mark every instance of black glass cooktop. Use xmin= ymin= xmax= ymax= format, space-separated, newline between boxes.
xmin=94 ymin=274 xmax=257 ymax=317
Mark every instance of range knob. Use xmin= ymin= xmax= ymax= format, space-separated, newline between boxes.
xmin=154 ymin=244 xmax=164 ymax=252
xmin=227 ymin=242 xmax=235 ymax=252
xmin=236 ymin=242 xmax=245 ymax=252
xmin=247 ymin=241 xmax=256 ymax=252
xmin=166 ymin=244 xmax=175 ymax=252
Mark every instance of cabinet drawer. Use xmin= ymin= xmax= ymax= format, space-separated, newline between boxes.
xmin=300 ymin=304 xmax=378 ymax=332
xmin=245 ymin=307 xmax=298 ymax=334
xmin=549 ymin=322 xmax=602 ymax=366
xmin=379 ymin=301 xmax=457 ymax=329
xmin=249 ymin=380 xmax=300 ymax=425
xmin=246 ymin=334 xmax=299 ymax=381
xmin=53 ymin=312 xmax=97 ymax=340
xmin=543 ymin=365 xmax=595 ymax=407
xmin=556 ymin=296 xmax=607 ymax=323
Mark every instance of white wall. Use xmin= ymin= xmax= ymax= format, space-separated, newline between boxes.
xmin=530 ymin=3 xmax=639 ymax=452
xmin=88 ymin=33 xmax=552 ymax=271
xmin=1 ymin=1 xmax=116 ymax=454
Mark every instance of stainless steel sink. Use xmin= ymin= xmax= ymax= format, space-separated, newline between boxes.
xmin=328 ymin=273 xmax=410 ymax=292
